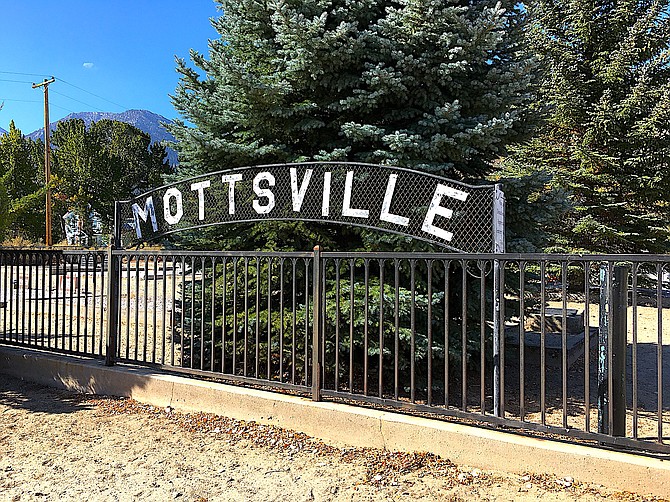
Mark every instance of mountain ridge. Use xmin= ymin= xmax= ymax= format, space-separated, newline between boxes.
xmin=12 ymin=109 xmax=177 ymax=165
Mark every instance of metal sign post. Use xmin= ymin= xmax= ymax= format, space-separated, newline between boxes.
xmin=492 ymin=183 xmax=506 ymax=417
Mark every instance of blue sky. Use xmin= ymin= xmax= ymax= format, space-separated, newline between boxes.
xmin=0 ymin=0 xmax=219 ymax=133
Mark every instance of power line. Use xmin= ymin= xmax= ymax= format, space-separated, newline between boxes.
xmin=0 ymin=78 xmax=34 ymax=84
xmin=57 ymin=76 xmax=128 ymax=110
xmin=1 ymin=71 xmax=129 ymax=112
xmin=50 ymin=103 xmax=75 ymax=114
xmin=51 ymin=90 xmax=105 ymax=112
xmin=0 ymin=70 xmax=52 ymax=78
xmin=0 ymin=98 xmax=41 ymax=103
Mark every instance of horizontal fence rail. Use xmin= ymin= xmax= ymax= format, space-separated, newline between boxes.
xmin=0 ymin=248 xmax=668 ymax=454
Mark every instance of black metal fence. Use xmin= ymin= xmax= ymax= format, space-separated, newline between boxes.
xmin=0 ymin=247 xmax=668 ymax=454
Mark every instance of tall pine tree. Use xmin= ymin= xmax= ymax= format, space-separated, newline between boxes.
xmin=509 ymin=0 xmax=670 ymax=253
xmin=169 ymin=0 xmax=539 ymax=250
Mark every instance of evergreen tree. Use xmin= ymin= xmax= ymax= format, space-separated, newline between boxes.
xmin=0 ymin=121 xmax=45 ymax=241
xmin=51 ymin=118 xmax=169 ymax=240
xmin=510 ymin=0 xmax=670 ymax=253
xmin=170 ymin=0 xmax=539 ymax=250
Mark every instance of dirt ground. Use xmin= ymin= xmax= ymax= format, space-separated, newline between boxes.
xmin=0 ymin=374 xmax=664 ymax=502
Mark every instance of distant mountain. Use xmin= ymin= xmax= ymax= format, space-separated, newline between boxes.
xmin=26 ymin=109 xmax=178 ymax=165
xmin=0 ymin=126 xmax=6 ymax=135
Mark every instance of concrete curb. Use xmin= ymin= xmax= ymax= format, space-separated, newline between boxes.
xmin=1 ymin=345 xmax=669 ymax=498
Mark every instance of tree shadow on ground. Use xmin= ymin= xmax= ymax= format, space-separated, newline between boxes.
xmin=0 ymin=373 xmax=96 ymax=415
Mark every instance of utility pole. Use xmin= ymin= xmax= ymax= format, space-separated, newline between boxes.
xmin=32 ymin=77 xmax=56 ymax=247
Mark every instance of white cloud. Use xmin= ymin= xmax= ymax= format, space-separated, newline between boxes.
xmin=82 ymin=62 xmax=95 ymax=69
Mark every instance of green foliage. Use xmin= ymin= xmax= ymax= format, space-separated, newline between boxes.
xmin=0 ymin=121 xmax=46 ymax=241
xmin=491 ymin=156 xmax=570 ymax=252
xmin=510 ymin=0 xmax=670 ymax=253
xmin=51 ymin=118 xmax=170 ymax=239
xmin=170 ymin=0 xmax=539 ymax=251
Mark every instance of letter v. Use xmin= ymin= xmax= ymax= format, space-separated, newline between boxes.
xmin=290 ymin=168 xmax=313 ymax=212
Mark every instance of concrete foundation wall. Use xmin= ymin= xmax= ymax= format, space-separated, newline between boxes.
xmin=1 ymin=345 xmax=668 ymax=498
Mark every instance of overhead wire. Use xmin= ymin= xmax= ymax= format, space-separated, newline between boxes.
xmin=56 ymin=76 xmax=128 ymax=111
xmin=1 ymin=70 xmax=133 ymax=126
xmin=1 ymin=70 xmax=128 ymax=111
xmin=0 ymin=71 xmax=52 ymax=78
xmin=50 ymin=90 xmax=105 ymax=112
xmin=0 ymin=78 xmax=35 ymax=84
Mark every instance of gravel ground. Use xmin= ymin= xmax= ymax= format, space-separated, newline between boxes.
xmin=0 ymin=374 xmax=664 ymax=502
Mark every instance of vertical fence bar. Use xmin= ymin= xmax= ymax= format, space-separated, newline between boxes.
xmin=304 ymin=258 xmax=310 ymax=386
xmin=232 ymin=258 xmax=238 ymax=374
xmin=10 ymin=254 xmax=15 ymax=342
xmin=607 ymin=262 xmax=614 ymax=436
xmin=105 ymin=250 xmax=119 ymax=366
xmin=40 ymin=253 xmax=45 ymax=346
xmin=598 ymin=263 xmax=608 ymax=434
xmin=3 ymin=253 xmax=8 ymax=340
xmin=133 ymin=255 xmax=140 ymax=361
xmin=152 ymin=255 xmax=159 ymax=364
xmin=279 ymin=258 xmax=285 ymax=383
xmin=75 ymin=257 xmax=81 ymax=353
xmin=427 ymin=260 xmax=433 ymax=406
xmin=144 ymin=255 xmax=151 ymax=362
xmin=190 ymin=256 xmax=196 ymax=370
xmin=349 ymin=259 xmax=355 ymax=394
xmin=171 ymin=256 xmax=177 ymax=366
xmin=47 ymin=253 xmax=53 ymax=353
xmin=334 ymin=259 xmax=340 ymax=391
xmin=631 ymin=263 xmax=638 ymax=439
xmin=267 ymin=257 xmax=272 ymax=380
xmin=161 ymin=256 xmax=168 ymax=365
xmin=561 ymin=261 xmax=568 ymax=429
xmin=461 ymin=260 xmax=467 ymax=412
xmin=221 ymin=256 xmax=227 ymax=374
xmin=312 ymin=246 xmax=323 ymax=401
xmin=84 ymin=254 xmax=90 ymax=354
xmin=255 ymin=256 xmax=261 ymax=379
xmin=584 ymin=261 xmax=591 ymax=432
xmin=26 ymin=253 xmax=32 ymax=345
xmin=410 ymin=259 xmax=416 ymax=404
xmin=21 ymin=253 xmax=27 ymax=344
xmin=99 ymin=253 xmax=105 ymax=356
xmin=243 ymin=258 xmax=249 ymax=376
xmin=519 ymin=261 xmax=526 ymax=421
xmin=291 ymin=258 xmax=296 ymax=384
xmin=124 ymin=254 xmax=131 ymax=360
xmin=444 ymin=259 xmax=451 ymax=408
xmin=200 ymin=257 xmax=206 ymax=371
xmin=55 ymin=255 xmax=61 ymax=349
xmin=378 ymin=259 xmax=384 ymax=399
xmin=657 ymin=262 xmax=664 ymax=443
xmin=479 ymin=261 xmax=485 ymax=414
xmin=611 ymin=265 xmax=628 ymax=437
xmin=363 ymin=259 xmax=369 ymax=396
xmin=540 ymin=260 xmax=547 ymax=425
xmin=394 ymin=259 xmax=400 ymax=401
xmin=211 ymin=257 xmax=217 ymax=373
xmin=500 ymin=260 xmax=506 ymax=417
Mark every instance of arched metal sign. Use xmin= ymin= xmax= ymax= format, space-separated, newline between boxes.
xmin=116 ymin=162 xmax=504 ymax=253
